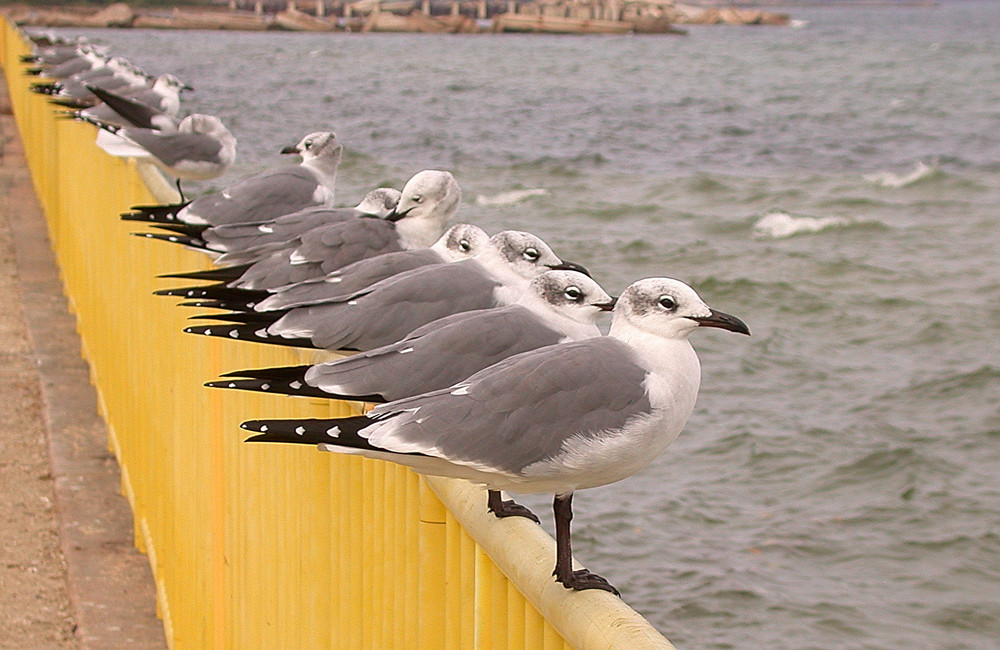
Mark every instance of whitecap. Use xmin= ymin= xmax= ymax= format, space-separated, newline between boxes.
xmin=863 ymin=161 xmax=937 ymax=189
xmin=752 ymin=212 xmax=849 ymax=239
xmin=475 ymin=188 xmax=549 ymax=206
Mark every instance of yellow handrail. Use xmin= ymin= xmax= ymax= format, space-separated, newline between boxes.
xmin=1 ymin=19 xmax=675 ymax=649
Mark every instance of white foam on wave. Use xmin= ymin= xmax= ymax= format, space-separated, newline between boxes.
xmin=475 ymin=188 xmax=549 ymax=206
xmin=753 ymin=212 xmax=849 ymax=239
xmin=863 ymin=161 xmax=937 ymax=189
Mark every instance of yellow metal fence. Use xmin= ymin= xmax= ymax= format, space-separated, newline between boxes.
xmin=1 ymin=20 xmax=673 ymax=649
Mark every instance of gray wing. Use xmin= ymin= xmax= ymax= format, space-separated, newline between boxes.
xmin=307 ymin=305 xmax=566 ymax=400
xmin=288 ymin=219 xmax=406 ymax=272
xmin=122 ymin=128 xmax=223 ymax=168
xmin=204 ymin=206 xmax=363 ymax=257
xmin=255 ymin=249 xmax=442 ymax=311
xmin=270 ymin=261 xmax=502 ymax=351
xmin=365 ymin=337 xmax=652 ymax=475
xmin=182 ymin=167 xmax=328 ymax=226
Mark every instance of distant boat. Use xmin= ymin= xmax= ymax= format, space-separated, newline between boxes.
xmin=492 ymin=12 xmax=634 ymax=34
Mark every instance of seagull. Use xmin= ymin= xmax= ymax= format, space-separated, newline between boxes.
xmin=24 ymin=46 xmax=106 ymax=77
xmin=89 ymin=113 xmax=237 ymax=198
xmin=207 ymin=268 xmax=614 ymax=402
xmin=120 ymin=130 xmax=342 ymax=225
xmin=35 ymin=57 xmax=151 ymax=105
xmin=240 ymin=277 xmax=750 ymax=595
xmin=166 ymin=169 xmax=462 ymax=292
xmin=156 ymin=223 xmax=488 ymax=311
xmin=184 ymin=230 xmax=588 ymax=351
xmin=62 ymin=76 xmax=189 ymax=131
xmin=138 ymin=187 xmax=400 ymax=259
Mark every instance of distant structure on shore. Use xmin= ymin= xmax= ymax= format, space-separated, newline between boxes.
xmin=4 ymin=0 xmax=793 ymax=34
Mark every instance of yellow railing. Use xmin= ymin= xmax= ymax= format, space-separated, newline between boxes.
xmin=1 ymin=20 xmax=674 ymax=650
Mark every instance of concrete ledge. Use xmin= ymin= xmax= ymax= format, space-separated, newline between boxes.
xmin=1 ymin=72 xmax=166 ymax=649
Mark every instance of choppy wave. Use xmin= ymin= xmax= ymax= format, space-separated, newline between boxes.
xmin=475 ymin=188 xmax=549 ymax=206
xmin=863 ymin=162 xmax=939 ymax=188
xmin=752 ymin=211 xmax=850 ymax=239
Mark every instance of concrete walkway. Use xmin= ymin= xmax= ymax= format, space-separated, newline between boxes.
xmin=0 ymin=72 xmax=165 ymax=649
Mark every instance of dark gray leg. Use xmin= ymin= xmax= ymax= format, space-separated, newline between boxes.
xmin=552 ymin=493 xmax=620 ymax=596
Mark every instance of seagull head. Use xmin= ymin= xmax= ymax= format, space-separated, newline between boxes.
xmin=526 ymin=270 xmax=616 ymax=323
xmin=281 ymin=130 xmax=342 ymax=163
xmin=430 ymin=223 xmax=491 ymax=261
xmin=482 ymin=230 xmax=569 ymax=280
xmin=154 ymin=74 xmax=192 ymax=92
xmin=612 ymin=278 xmax=750 ymax=340
xmin=354 ymin=187 xmax=401 ymax=218
xmin=388 ymin=170 xmax=462 ymax=247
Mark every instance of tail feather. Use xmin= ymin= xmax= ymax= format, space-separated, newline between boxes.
xmin=206 ymin=376 xmax=333 ymax=399
xmin=188 ymin=310 xmax=284 ymax=325
xmin=149 ymin=222 xmax=210 ymax=236
xmin=159 ymin=264 xmax=252 ymax=282
xmin=219 ymin=364 xmax=314 ymax=379
xmin=242 ymin=416 xmax=375 ymax=449
xmin=133 ymin=231 xmax=210 ymax=250
xmin=179 ymin=298 xmax=258 ymax=311
xmin=154 ymin=283 xmax=267 ymax=301
xmin=121 ymin=203 xmax=191 ymax=223
xmin=31 ymin=83 xmax=60 ymax=95
xmin=48 ymin=96 xmax=90 ymax=108
xmin=209 ymin=364 xmax=385 ymax=401
xmin=184 ymin=324 xmax=317 ymax=349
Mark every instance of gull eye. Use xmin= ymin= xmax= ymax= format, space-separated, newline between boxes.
xmin=458 ymin=239 xmax=471 ymax=252
xmin=411 ymin=195 xmax=423 ymax=203
xmin=657 ymin=295 xmax=677 ymax=311
xmin=303 ymin=139 xmax=313 ymax=149
xmin=523 ymin=247 xmax=540 ymax=261
xmin=564 ymin=286 xmax=583 ymax=301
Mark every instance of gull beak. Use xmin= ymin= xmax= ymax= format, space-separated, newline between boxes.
xmin=385 ymin=205 xmax=415 ymax=222
xmin=692 ymin=309 xmax=751 ymax=336
xmin=595 ymin=297 xmax=617 ymax=312
xmin=181 ymin=83 xmax=194 ymax=92
xmin=279 ymin=144 xmax=301 ymax=155
xmin=545 ymin=261 xmax=591 ymax=277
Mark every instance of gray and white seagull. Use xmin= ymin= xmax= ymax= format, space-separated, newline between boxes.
xmin=172 ymin=169 xmax=462 ymax=292
xmin=90 ymin=113 xmax=237 ymax=198
xmin=121 ymin=130 xmax=342 ymax=225
xmin=184 ymin=230 xmax=588 ymax=351
xmin=240 ymin=277 xmax=750 ymax=595
xmin=163 ymin=223 xmax=489 ymax=311
xmin=207 ymin=268 xmax=614 ymax=402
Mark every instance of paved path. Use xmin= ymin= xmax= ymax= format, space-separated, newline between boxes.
xmin=0 ymin=71 xmax=165 ymax=649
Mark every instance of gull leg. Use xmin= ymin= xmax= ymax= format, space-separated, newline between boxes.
xmin=487 ymin=489 xmax=540 ymax=524
xmin=552 ymin=493 xmax=620 ymax=597
xmin=175 ymin=178 xmax=186 ymax=202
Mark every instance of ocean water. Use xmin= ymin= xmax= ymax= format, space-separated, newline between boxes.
xmin=59 ymin=2 xmax=1000 ymax=646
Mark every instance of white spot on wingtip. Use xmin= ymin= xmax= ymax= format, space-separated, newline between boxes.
xmin=228 ymin=382 xmax=236 ymax=388
xmin=295 ymin=426 xmax=306 ymax=435
xmin=258 ymin=225 xmax=274 ymax=233
xmin=204 ymin=329 xmax=212 ymax=335
xmin=327 ymin=426 xmax=340 ymax=438
xmin=260 ymin=425 xmax=268 ymax=432
xmin=347 ymin=300 xmax=358 ymax=306
xmin=289 ymin=381 xmax=302 ymax=390
xmin=229 ymin=329 xmax=240 ymax=338
xmin=399 ymin=347 xmax=414 ymax=354
xmin=261 ymin=383 xmax=270 ymax=391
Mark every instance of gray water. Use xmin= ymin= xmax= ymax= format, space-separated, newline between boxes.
xmin=62 ymin=3 xmax=1000 ymax=646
